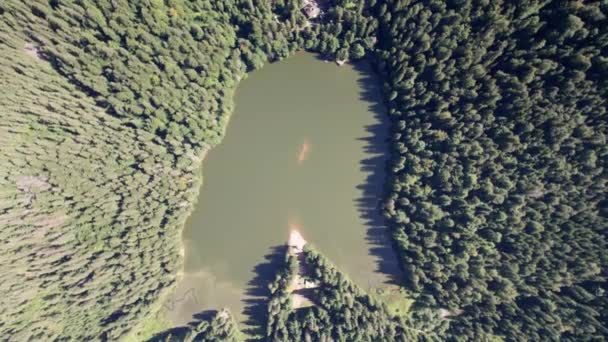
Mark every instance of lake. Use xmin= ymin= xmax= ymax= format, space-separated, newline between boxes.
xmin=165 ymin=52 xmax=399 ymax=330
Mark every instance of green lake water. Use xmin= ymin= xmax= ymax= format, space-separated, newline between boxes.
xmin=166 ymin=52 xmax=399 ymax=327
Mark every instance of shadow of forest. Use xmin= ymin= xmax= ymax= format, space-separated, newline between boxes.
xmin=241 ymin=245 xmax=287 ymax=341
xmin=146 ymin=309 xmax=217 ymax=342
xmin=353 ymin=61 xmax=404 ymax=287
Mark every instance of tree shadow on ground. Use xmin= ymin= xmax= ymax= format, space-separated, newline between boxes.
xmin=353 ymin=61 xmax=404 ymax=287
xmin=146 ymin=309 xmax=217 ymax=342
xmin=241 ymin=244 xmax=287 ymax=341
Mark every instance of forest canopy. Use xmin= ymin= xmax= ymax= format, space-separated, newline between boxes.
xmin=263 ymin=244 xmax=447 ymax=341
xmin=0 ymin=0 xmax=606 ymax=340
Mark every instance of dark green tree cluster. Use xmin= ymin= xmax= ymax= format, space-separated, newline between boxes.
xmin=299 ymin=0 xmax=379 ymax=61
xmin=2 ymin=0 xmax=607 ymax=340
xmin=0 ymin=26 xmax=202 ymax=340
xmin=373 ymin=0 xmax=608 ymax=340
xmin=9 ymin=0 xmax=244 ymax=148
xmin=227 ymin=0 xmax=303 ymax=65
xmin=265 ymin=249 xmax=297 ymax=338
xmin=0 ymin=0 xmax=319 ymax=339
xmin=266 ymin=246 xmax=446 ymax=341
xmin=1 ymin=0 xmax=376 ymax=339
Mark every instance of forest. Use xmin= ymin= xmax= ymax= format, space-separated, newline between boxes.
xmin=263 ymin=245 xmax=447 ymax=341
xmin=0 ymin=0 xmax=606 ymax=340
xmin=376 ymin=0 xmax=607 ymax=340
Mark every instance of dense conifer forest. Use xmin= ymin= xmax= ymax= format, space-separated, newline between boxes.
xmin=1 ymin=0 xmax=606 ymax=340
xmin=375 ymin=1 xmax=608 ymax=340
xmin=263 ymin=245 xmax=446 ymax=341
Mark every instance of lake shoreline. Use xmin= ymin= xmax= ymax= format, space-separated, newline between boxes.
xmin=155 ymin=51 xmax=396 ymax=335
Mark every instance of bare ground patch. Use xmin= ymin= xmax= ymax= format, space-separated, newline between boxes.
xmin=287 ymin=230 xmax=318 ymax=309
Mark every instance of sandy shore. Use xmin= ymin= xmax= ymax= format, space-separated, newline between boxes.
xmin=286 ymin=230 xmax=317 ymax=308
xmin=288 ymin=229 xmax=307 ymax=252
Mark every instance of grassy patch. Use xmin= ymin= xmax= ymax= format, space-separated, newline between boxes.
xmin=373 ymin=286 xmax=414 ymax=318
xmin=123 ymin=313 xmax=172 ymax=342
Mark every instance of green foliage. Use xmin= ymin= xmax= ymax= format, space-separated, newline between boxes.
xmin=373 ymin=286 xmax=414 ymax=318
xmin=144 ymin=309 xmax=240 ymax=342
xmin=0 ymin=0 xmax=312 ymax=338
xmin=265 ymin=246 xmax=447 ymax=341
xmin=2 ymin=0 xmax=606 ymax=340
xmin=375 ymin=0 xmax=608 ymax=340
xmin=0 ymin=22 xmax=208 ymax=338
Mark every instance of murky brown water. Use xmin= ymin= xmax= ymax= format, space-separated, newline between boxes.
xmin=166 ymin=52 xmax=398 ymax=329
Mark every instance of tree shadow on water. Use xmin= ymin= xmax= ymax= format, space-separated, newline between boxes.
xmin=353 ymin=61 xmax=404 ymax=287
xmin=147 ymin=250 xmax=287 ymax=342
xmin=241 ymin=245 xmax=287 ymax=341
